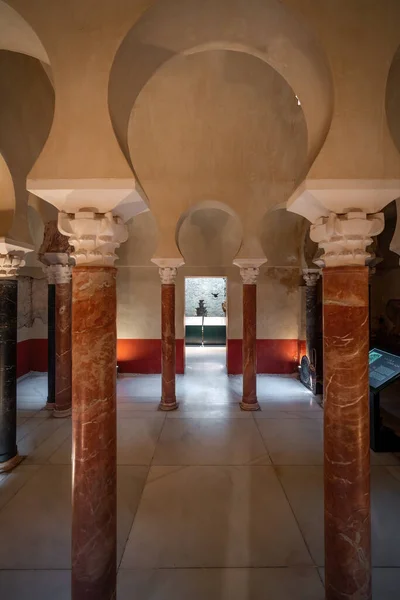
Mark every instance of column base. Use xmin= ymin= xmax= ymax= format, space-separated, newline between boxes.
xmin=45 ymin=401 xmax=56 ymax=411
xmin=0 ymin=453 xmax=25 ymax=473
xmin=159 ymin=399 xmax=179 ymax=412
xmin=240 ymin=400 xmax=260 ymax=412
xmin=53 ymin=406 xmax=72 ymax=418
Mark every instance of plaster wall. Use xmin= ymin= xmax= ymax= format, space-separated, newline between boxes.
xmin=257 ymin=268 xmax=301 ymax=340
xmin=0 ymin=50 xmax=53 ymax=244
xmin=128 ymin=49 xmax=308 ymax=257
xmin=115 ymin=264 xmax=302 ymax=374
xmin=16 ymin=274 xmax=48 ymax=377
xmin=285 ymin=0 xmax=400 ymax=179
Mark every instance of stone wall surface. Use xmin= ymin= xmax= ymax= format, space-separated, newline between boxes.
xmin=17 ymin=276 xmax=47 ymax=330
xmin=17 ymin=277 xmax=32 ymax=329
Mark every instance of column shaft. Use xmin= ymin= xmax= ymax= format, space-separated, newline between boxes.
xmin=241 ymin=284 xmax=258 ymax=410
xmin=54 ymin=281 xmax=72 ymax=416
xmin=46 ymin=282 xmax=56 ymax=408
xmin=160 ymin=283 xmax=177 ymax=411
xmin=0 ymin=279 xmax=21 ymax=472
xmin=71 ymin=267 xmax=117 ymax=600
xmin=323 ymin=266 xmax=371 ymax=600
xmin=305 ymin=284 xmax=318 ymax=362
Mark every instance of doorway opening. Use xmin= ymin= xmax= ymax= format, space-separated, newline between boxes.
xmin=184 ymin=277 xmax=227 ymax=373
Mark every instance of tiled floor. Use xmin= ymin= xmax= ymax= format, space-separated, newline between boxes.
xmin=1 ymin=346 xmax=400 ymax=598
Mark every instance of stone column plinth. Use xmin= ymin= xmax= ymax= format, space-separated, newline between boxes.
xmin=0 ymin=248 xmax=31 ymax=473
xmin=234 ymin=260 xmax=266 ymax=411
xmin=58 ymin=211 xmax=128 ymax=600
xmin=310 ymin=211 xmax=385 ymax=600
xmin=153 ymin=261 xmax=183 ymax=412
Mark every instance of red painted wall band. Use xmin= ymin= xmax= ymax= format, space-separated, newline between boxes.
xmin=117 ymin=339 xmax=303 ymax=375
xmin=17 ymin=339 xmax=48 ymax=378
xmin=117 ymin=339 xmax=185 ymax=375
xmin=227 ymin=339 xmax=305 ymax=375
xmin=18 ymin=338 xmax=304 ymax=376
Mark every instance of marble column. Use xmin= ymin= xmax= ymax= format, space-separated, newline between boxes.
xmin=58 ymin=211 xmax=127 ymax=600
xmin=158 ymin=266 xmax=179 ymax=411
xmin=302 ymin=269 xmax=320 ymax=364
xmin=39 ymin=221 xmax=72 ymax=411
xmin=52 ymin=264 xmax=72 ymax=417
xmin=0 ymin=252 xmax=28 ymax=473
xmin=323 ymin=266 xmax=371 ymax=599
xmin=234 ymin=262 xmax=265 ymax=411
xmin=45 ymin=269 xmax=56 ymax=410
xmin=72 ymin=266 xmax=117 ymax=600
xmin=310 ymin=211 xmax=385 ymax=600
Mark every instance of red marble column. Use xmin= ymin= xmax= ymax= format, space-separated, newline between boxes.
xmin=160 ymin=280 xmax=178 ymax=411
xmin=71 ymin=266 xmax=117 ymax=600
xmin=323 ymin=266 xmax=371 ymax=600
xmin=241 ymin=282 xmax=259 ymax=410
xmin=54 ymin=267 xmax=72 ymax=417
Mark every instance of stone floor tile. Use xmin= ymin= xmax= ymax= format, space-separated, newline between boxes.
xmin=153 ymin=418 xmax=269 ymax=465
xmin=0 ymin=465 xmax=41 ymax=511
xmin=121 ymin=465 xmax=312 ymax=568
xmin=0 ymin=465 xmax=148 ymax=569
xmin=277 ymin=465 xmax=400 ymax=567
xmin=0 ymin=570 xmax=71 ymax=600
xmin=117 ymin=568 xmax=325 ymax=600
xmin=50 ymin=417 xmax=164 ymax=466
xmin=256 ymin=418 xmax=323 ymax=465
xmin=19 ymin=419 xmax=70 ymax=465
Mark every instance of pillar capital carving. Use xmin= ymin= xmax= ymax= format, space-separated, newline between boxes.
xmin=44 ymin=263 xmax=72 ymax=285
xmin=310 ymin=211 xmax=384 ymax=267
xmin=238 ymin=267 xmax=260 ymax=285
xmin=41 ymin=252 xmax=70 ymax=266
xmin=233 ymin=258 xmax=266 ymax=285
xmin=0 ymin=254 xmax=25 ymax=279
xmin=0 ymin=238 xmax=33 ymax=279
xmin=158 ymin=267 xmax=178 ymax=285
xmin=151 ymin=258 xmax=184 ymax=285
xmin=58 ymin=211 xmax=128 ymax=267
xmin=302 ymin=268 xmax=321 ymax=287
xmin=41 ymin=252 xmax=72 ymax=285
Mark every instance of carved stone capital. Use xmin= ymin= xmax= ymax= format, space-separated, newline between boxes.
xmin=41 ymin=252 xmax=70 ymax=267
xmin=151 ymin=258 xmax=184 ymax=284
xmin=0 ymin=238 xmax=33 ymax=279
xmin=58 ymin=211 xmax=128 ymax=267
xmin=0 ymin=254 xmax=25 ymax=279
xmin=44 ymin=264 xmax=72 ymax=285
xmin=302 ymin=268 xmax=321 ymax=287
xmin=233 ymin=258 xmax=266 ymax=285
xmin=239 ymin=267 xmax=260 ymax=285
xmin=159 ymin=267 xmax=178 ymax=285
xmin=43 ymin=264 xmax=56 ymax=284
xmin=310 ymin=212 xmax=384 ymax=267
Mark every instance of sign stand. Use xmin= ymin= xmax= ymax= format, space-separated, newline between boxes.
xmin=369 ymin=348 xmax=400 ymax=452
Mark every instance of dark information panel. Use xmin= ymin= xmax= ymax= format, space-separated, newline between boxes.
xmin=369 ymin=348 xmax=400 ymax=392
